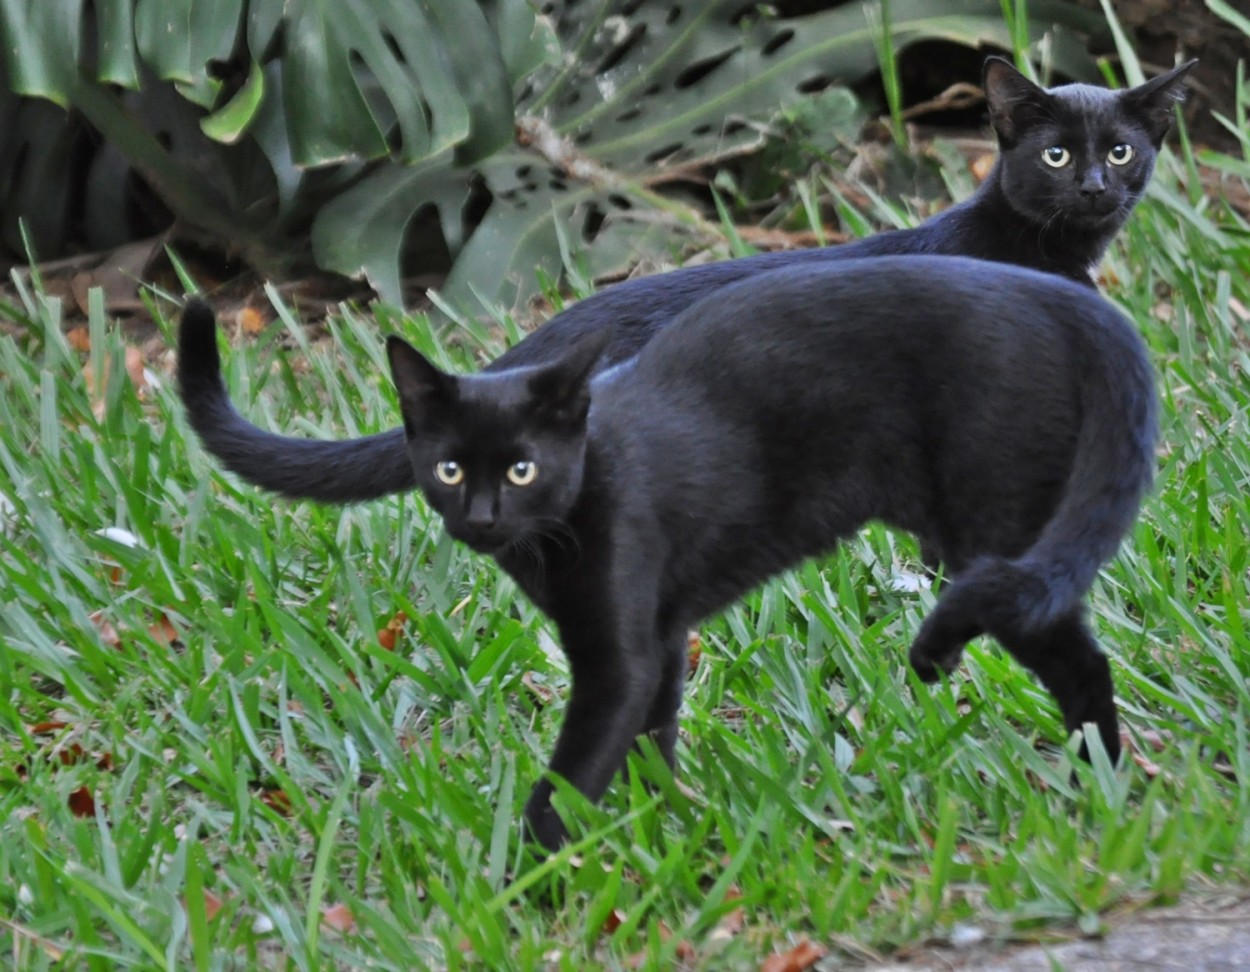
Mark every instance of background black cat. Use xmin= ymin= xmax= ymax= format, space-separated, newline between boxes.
xmin=181 ymin=256 xmax=1159 ymax=850
xmin=178 ymin=57 xmax=1192 ymax=506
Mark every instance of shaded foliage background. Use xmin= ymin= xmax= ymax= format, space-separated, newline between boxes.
xmin=0 ymin=0 xmax=1231 ymax=315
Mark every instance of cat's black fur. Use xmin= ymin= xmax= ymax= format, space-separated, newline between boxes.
xmin=184 ymin=255 xmax=1159 ymax=849
xmin=177 ymin=58 xmax=1191 ymax=506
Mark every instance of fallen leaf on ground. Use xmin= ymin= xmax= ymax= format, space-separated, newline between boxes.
xmin=521 ymin=671 xmax=555 ymax=706
xmin=29 ymin=722 xmax=69 ymax=735
xmin=183 ymin=890 xmax=225 ymax=922
xmin=687 ymin=632 xmax=702 ymax=677
xmin=377 ymin=611 xmax=408 ymax=650
xmin=124 ymin=346 xmax=147 ymax=392
xmin=602 ymin=908 xmax=626 ymax=934
xmin=68 ymin=785 xmax=96 ymax=817
xmin=66 ymin=327 xmax=91 ymax=352
xmin=203 ymin=890 xmax=225 ymax=921
xmin=321 ymin=902 xmax=356 ymax=933
xmin=237 ymin=306 xmax=267 ymax=336
xmin=709 ymin=896 xmax=746 ymax=942
xmin=148 ymin=614 xmax=179 ymax=646
xmin=89 ymin=611 xmax=122 ymax=648
xmin=81 ymin=346 xmax=149 ymax=420
xmin=55 ymin=744 xmax=87 ymax=766
xmin=761 ymin=938 xmax=827 ymax=972
xmin=259 ymin=789 xmax=292 ymax=814
xmin=970 ymin=152 xmax=995 ymax=182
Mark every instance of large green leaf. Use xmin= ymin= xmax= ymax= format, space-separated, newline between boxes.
xmin=133 ymin=0 xmax=243 ymax=105
xmin=280 ymin=0 xmax=513 ymax=166
xmin=0 ymin=0 xmax=81 ymax=105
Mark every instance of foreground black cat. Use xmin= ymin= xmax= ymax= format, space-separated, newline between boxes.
xmin=177 ymin=56 xmax=1191 ymax=505
xmin=181 ymin=255 xmax=1158 ymax=849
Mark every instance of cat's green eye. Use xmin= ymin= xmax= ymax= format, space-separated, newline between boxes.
xmin=506 ymin=461 xmax=538 ymax=486
xmin=1041 ymin=146 xmax=1071 ymax=168
xmin=1107 ymin=143 xmax=1134 ymax=166
xmin=434 ymin=461 xmax=464 ymax=486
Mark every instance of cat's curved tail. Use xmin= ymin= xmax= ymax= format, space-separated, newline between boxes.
xmin=177 ymin=300 xmax=416 ymax=503
xmin=909 ymin=298 xmax=1157 ymax=682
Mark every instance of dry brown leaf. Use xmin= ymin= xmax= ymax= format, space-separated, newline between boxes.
xmin=377 ymin=611 xmax=408 ymax=651
xmin=321 ymin=902 xmax=356 ymax=933
xmin=970 ymin=152 xmax=995 ymax=182
xmin=182 ymin=890 xmax=226 ymax=923
xmin=237 ymin=306 xmax=266 ymax=336
xmin=259 ymin=789 xmax=292 ymax=815
xmin=761 ymin=938 xmax=827 ymax=972
xmin=29 ymin=721 xmax=69 ymax=735
xmin=714 ymin=905 xmax=746 ymax=938
xmin=81 ymin=345 xmax=149 ymax=420
xmin=68 ymin=785 xmax=96 ymax=818
xmin=124 ymin=346 xmax=147 ymax=394
xmin=1097 ymin=267 xmax=1122 ymax=289
xmin=521 ymin=671 xmax=555 ymax=706
xmin=148 ymin=614 xmax=179 ymax=646
xmin=686 ymin=632 xmax=702 ymax=677
xmin=202 ymin=890 xmax=225 ymax=922
xmin=89 ymin=611 xmax=122 ymax=649
xmin=602 ymin=907 xmax=626 ymax=934
xmin=95 ymin=752 xmax=115 ymax=772
xmin=55 ymin=743 xmax=87 ymax=766
xmin=66 ymin=327 xmax=91 ymax=352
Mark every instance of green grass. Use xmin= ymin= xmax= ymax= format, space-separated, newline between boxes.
xmin=2 ymin=137 xmax=1250 ymax=971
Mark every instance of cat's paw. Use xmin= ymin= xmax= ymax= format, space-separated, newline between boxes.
xmin=908 ymin=635 xmax=963 ymax=683
xmin=523 ymin=786 xmax=569 ymax=852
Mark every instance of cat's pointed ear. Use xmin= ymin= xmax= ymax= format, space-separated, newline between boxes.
xmin=982 ymin=56 xmax=1048 ymax=144
xmin=526 ymin=330 xmax=611 ymax=426
xmin=386 ymin=336 xmax=456 ymax=428
xmin=1122 ymin=58 xmax=1197 ymax=146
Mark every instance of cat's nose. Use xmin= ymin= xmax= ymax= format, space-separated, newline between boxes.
xmin=465 ymin=494 xmax=496 ymax=528
xmin=1079 ymin=170 xmax=1106 ymax=198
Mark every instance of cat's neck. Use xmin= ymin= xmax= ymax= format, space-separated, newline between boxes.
xmin=958 ymin=158 xmax=1119 ymax=283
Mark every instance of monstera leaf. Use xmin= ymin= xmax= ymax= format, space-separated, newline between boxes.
xmin=313 ymin=0 xmax=1105 ymax=311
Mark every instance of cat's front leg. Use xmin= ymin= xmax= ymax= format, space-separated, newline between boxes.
xmin=523 ymin=624 xmax=670 ymax=850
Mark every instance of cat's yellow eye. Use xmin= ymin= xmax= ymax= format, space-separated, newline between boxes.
xmin=1107 ymin=143 xmax=1134 ymax=166
xmin=506 ymin=461 xmax=538 ymax=486
xmin=434 ymin=461 xmax=464 ymax=486
xmin=1041 ymin=146 xmax=1071 ymax=168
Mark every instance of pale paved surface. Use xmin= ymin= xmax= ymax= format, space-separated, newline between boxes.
xmin=861 ymin=895 xmax=1250 ymax=971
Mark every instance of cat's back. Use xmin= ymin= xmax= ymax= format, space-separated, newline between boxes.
xmin=617 ymin=255 xmax=1133 ymax=398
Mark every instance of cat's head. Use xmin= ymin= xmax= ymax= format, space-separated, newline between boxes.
xmin=386 ymin=332 xmax=609 ymax=555
xmin=983 ymin=56 xmax=1196 ymax=233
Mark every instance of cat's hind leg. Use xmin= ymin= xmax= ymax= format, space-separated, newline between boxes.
xmin=994 ymin=609 xmax=1120 ymax=764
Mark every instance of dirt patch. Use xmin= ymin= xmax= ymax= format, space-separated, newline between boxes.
xmin=864 ymin=893 xmax=1250 ymax=971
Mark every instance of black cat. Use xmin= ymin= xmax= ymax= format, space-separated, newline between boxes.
xmin=176 ymin=57 xmax=1191 ymax=506
xmin=181 ymin=255 xmax=1158 ymax=849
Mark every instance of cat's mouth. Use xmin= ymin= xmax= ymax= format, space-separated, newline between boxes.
xmin=1068 ymin=197 xmax=1124 ymax=229
xmin=458 ymin=530 xmax=512 ymax=555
